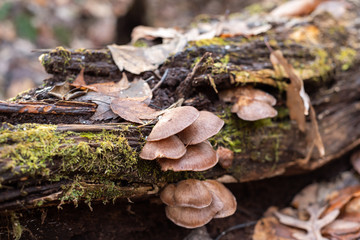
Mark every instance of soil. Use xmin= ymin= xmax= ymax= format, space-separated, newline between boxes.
xmin=0 ymin=152 xmax=352 ymax=240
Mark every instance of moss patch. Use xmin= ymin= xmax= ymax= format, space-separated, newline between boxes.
xmin=335 ymin=47 xmax=357 ymax=71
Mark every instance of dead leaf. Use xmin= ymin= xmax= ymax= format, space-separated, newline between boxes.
xmin=71 ymin=71 xmax=130 ymax=97
xmin=48 ymin=82 xmax=86 ymax=100
xmin=74 ymin=74 xmax=152 ymax=121
xmin=309 ymin=105 xmax=325 ymax=157
xmin=270 ymin=0 xmax=326 ymax=18
xmin=253 ymin=216 xmax=300 ymax=240
xmin=275 ymin=204 xmax=340 ymax=240
xmin=269 ymin=50 xmax=310 ymax=129
xmin=322 ymin=219 xmax=360 ymax=236
xmin=108 ymin=38 xmax=186 ymax=75
xmin=110 ymin=98 xmax=160 ymax=124
xmin=75 ymin=92 xmax=118 ymax=121
xmin=131 ymin=25 xmax=181 ymax=43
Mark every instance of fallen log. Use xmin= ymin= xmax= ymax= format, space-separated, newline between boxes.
xmin=0 ymin=4 xmax=360 ymax=239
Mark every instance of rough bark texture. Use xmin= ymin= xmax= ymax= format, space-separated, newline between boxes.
xmin=0 ymin=6 xmax=360 ymax=240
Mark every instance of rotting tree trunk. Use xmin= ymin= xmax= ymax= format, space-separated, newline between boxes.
xmin=0 ymin=7 xmax=360 ymax=235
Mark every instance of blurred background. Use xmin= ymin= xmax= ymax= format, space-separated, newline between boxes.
xmin=0 ymin=0 xmax=261 ymax=100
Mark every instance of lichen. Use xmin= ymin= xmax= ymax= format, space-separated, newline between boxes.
xmin=335 ymin=47 xmax=357 ymax=71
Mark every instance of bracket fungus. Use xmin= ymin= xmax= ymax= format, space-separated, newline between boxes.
xmin=219 ymin=86 xmax=278 ymax=121
xmin=147 ymin=106 xmax=199 ymax=141
xmin=140 ymin=106 xmax=224 ymax=172
xmin=177 ymin=111 xmax=225 ymax=145
xmin=160 ymin=179 xmax=237 ymax=229
xmin=139 ymin=135 xmax=186 ymax=160
xmin=157 ymin=141 xmax=218 ymax=172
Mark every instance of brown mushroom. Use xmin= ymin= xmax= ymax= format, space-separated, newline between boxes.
xmin=139 ymin=135 xmax=186 ymax=160
xmin=231 ymin=96 xmax=277 ymax=121
xmin=219 ymin=86 xmax=276 ymax=106
xmin=217 ymin=147 xmax=234 ymax=169
xmin=157 ymin=141 xmax=218 ymax=172
xmin=160 ymin=179 xmax=212 ymax=208
xmin=147 ymin=106 xmax=200 ymax=141
xmin=203 ymin=180 xmax=237 ymax=218
xmin=177 ymin=111 xmax=224 ymax=145
xmin=165 ymin=192 xmax=224 ymax=229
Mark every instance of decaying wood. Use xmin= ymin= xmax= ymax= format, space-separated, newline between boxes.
xmin=0 ymin=10 xmax=360 ymax=214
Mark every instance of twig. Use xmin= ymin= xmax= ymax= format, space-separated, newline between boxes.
xmin=176 ymin=52 xmax=212 ymax=99
xmin=152 ymin=69 xmax=169 ymax=92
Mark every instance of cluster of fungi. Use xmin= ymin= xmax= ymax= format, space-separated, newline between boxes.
xmin=139 ymin=106 xmax=238 ymax=228
xmin=160 ymin=179 xmax=237 ymax=228
xmin=140 ymin=106 xmax=224 ymax=171
xmin=219 ymin=86 xmax=277 ymax=121
xmin=140 ymin=86 xmax=278 ymax=228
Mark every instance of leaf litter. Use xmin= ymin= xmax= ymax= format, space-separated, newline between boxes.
xmin=253 ymin=170 xmax=360 ymax=240
xmin=72 ymin=68 xmax=158 ymax=123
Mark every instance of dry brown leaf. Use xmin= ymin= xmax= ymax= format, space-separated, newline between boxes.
xmin=73 ymin=72 xmax=152 ymax=121
xmin=322 ymin=219 xmax=360 ymax=236
xmin=131 ymin=25 xmax=181 ymax=43
xmin=253 ymin=216 xmax=300 ymax=240
xmin=71 ymin=71 xmax=130 ymax=97
xmin=275 ymin=204 xmax=340 ymax=240
xmin=108 ymin=39 xmax=186 ymax=75
xmin=323 ymin=186 xmax=360 ymax=216
xmin=309 ymin=105 xmax=325 ymax=157
xmin=270 ymin=50 xmax=310 ymax=130
xmin=48 ymin=82 xmax=86 ymax=100
xmin=110 ymin=98 xmax=159 ymax=124
xmin=75 ymin=92 xmax=118 ymax=121
xmin=270 ymin=0 xmax=326 ymax=18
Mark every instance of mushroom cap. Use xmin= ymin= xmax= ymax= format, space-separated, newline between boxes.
xmin=217 ymin=146 xmax=234 ymax=169
xmin=203 ymin=180 xmax=237 ymax=218
xmin=157 ymin=141 xmax=218 ymax=172
xmin=219 ymin=86 xmax=276 ymax=106
xmin=236 ymin=86 xmax=276 ymax=106
xmin=165 ymin=193 xmax=224 ymax=229
xmin=174 ymin=179 xmax=212 ymax=208
xmin=160 ymin=180 xmax=212 ymax=208
xmin=147 ymin=106 xmax=200 ymax=141
xmin=177 ymin=111 xmax=224 ymax=145
xmin=231 ymin=96 xmax=277 ymax=121
xmin=160 ymin=183 xmax=176 ymax=206
xmin=139 ymin=135 xmax=186 ymax=160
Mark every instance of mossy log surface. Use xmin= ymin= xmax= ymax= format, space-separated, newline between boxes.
xmin=0 ymin=13 xmax=360 ymax=213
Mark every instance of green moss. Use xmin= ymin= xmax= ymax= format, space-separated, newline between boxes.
xmin=189 ymin=37 xmax=233 ymax=48
xmin=335 ymin=47 xmax=357 ymax=71
xmin=0 ymin=123 xmax=138 ymax=182
xmin=133 ymin=40 xmax=149 ymax=48
xmin=209 ymin=108 xmax=273 ymax=154
xmin=52 ymin=46 xmax=72 ymax=67
xmin=10 ymin=212 xmax=22 ymax=240
xmin=0 ymin=123 xmax=143 ymax=205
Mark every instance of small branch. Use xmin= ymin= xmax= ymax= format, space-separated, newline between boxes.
xmin=176 ymin=52 xmax=212 ymax=99
xmin=0 ymin=101 xmax=96 ymax=115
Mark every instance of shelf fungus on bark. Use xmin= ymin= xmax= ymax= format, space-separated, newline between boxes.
xmin=157 ymin=141 xmax=218 ymax=172
xmin=219 ymin=86 xmax=278 ymax=121
xmin=160 ymin=179 xmax=237 ymax=228
xmin=140 ymin=106 xmax=224 ymax=172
